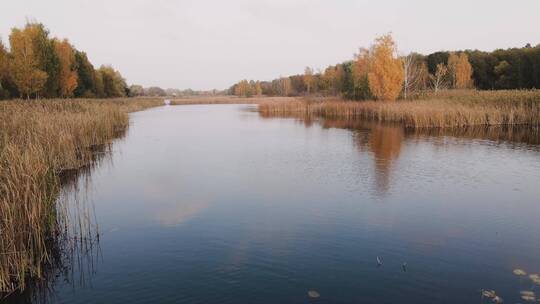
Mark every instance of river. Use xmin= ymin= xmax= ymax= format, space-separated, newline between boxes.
xmin=11 ymin=104 xmax=540 ymax=304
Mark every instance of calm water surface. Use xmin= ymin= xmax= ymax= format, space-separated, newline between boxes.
xmin=12 ymin=104 xmax=540 ymax=303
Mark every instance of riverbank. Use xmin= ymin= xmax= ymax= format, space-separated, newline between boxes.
xmin=0 ymin=98 xmax=163 ymax=294
xmin=258 ymin=90 xmax=540 ymax=128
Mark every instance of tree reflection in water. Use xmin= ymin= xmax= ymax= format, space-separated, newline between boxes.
xmin=315 ymin=116 xmax=539 ymax=196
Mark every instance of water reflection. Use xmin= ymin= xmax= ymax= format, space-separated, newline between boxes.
xmin=409 ymin=125 xmax=540 ymax=147
xmin=155 ymin=200 xmax=209 ymax=226
xmin=315 ymin=119 xmax=405 ymax=195
xmin=142 ymin=181 xmax=210 ymax=226
xmin=311 ymin=117 xmax=540 ymax=195
xmin=357 ymin=124 xmax=403 ymax=195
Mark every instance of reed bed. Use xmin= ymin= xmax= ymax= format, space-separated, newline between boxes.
xmin=0 ymin=98 xmax=162 ymax=294
xmin=258 ymin=90 xmax=540 ymax=128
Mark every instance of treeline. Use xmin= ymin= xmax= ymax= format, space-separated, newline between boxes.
xmin=127 ymin=85 xmax=226 ymax=97
xmin=230 ymin=35 xmax=540 ymax=101
xmin=0 ymin=22 xmax=128 ymax=99
xmin=430 ymin=45 xmax=540 ymax=90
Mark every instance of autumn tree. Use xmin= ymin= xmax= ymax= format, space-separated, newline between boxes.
xmin=320 ymin=65 xmax=346 ymax=96
xmin=447 ymin=52 xmax=474 ymax=89
xmin=281 ymin=77 xmax=292 ymax=96
xmin=0 ymin=39 xmax=7 ymax=88
xmin=128 ymin=84 xmax=144 ymax=97
xmin=234 ymin=80 xmax=242 ymax=96
xmin=272 ymin=77 xmax=292 ymax=96
xmin=254 ymin=81 xmax=262 ymax=96
xmin=430 ymin=63 xmax=448 ymax=92
xmin=73 ymin=50 xmax=97 ymax=97
xmin=367 ymin=34 xmax=404 ymax=101
xmin=321 ymin=66 xmax=335 ymax=93
xmin=234 ymin=80 xmax=251 ymax=97
xmin=0 ymin=39 xmax=10 ymax=99
xmin=455 ymin=53 xmax=473 ymax=89
xmin=23 ymin=22 xmax=60 ymax=98
xmin=98 ymin=65 xmax=126 ymax=97
xmin=447 ymin=52 xmax=459 ymax=88
xmin=303 ymin=67 xmax=314 ymax=94
xmin=288 ymin=75 xmax=305 ymax=95
xmin=54 ymin=39 xmax=78 ymax=97
xmin=9 ymin=27 xmax=48 ymax=99
xmin=402 ymin=53 xmax=429 ymax=98
xmin=333 ymin=65 xmax=345 ymax=94
xmin=94 ymin=69 xmax=105 ymax=97
xmin=493 ymin=60 xmax=511 ymax=88
xmin=352 ymin=47 xmax=372 ymax=100
xmin=249 ymin=80 xmax=256 ymax=96
xmin=145 ymin=86 xmax=167 ymax=96
xmin=227 ymin=41 xmax=540 ymax=97
xmin=2 ymin=21 xmax=134 ymax=99
xmin=0 ymin=39 xmax=6 ymax=76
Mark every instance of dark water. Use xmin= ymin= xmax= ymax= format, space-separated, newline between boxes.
xmin=9 ymin=105 xmax=540 ymax=304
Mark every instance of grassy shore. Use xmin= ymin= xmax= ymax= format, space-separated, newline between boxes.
xmin=258 ymin=90 xmax=540 ymax=128
xmin=0 ymin=98 xmax=163 ymax=294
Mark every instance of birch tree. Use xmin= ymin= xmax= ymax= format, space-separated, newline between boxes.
xmin=447 ymin=52 xmax=459 ymax=88
xmin=279 ymin=77 xmax=291 ymax=96
xmin=430 ymin=63 xmax=448 ymax=92
xmin=402 ymin=53 xmax=428 ymax=98
xmin=9 ymin=28 xmax=48 ymax=99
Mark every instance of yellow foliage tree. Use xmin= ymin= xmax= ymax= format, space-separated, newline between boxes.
xmin=367 ymin=34 xmax=404 ymax=101
xmin=322 ymin=66 xmax=335 ymax=91
xmin=54 ymin=39 xmax=78 ymax=97
xmin=352 ymin=47 xmax=372 ymax=99
xmin=255 ymin=81 xmax=262 ymax=96
xmin=234 ymin=80 xmax=252 ymax=97
xmin=333 ymin=65 xmax=345 ymax=94
xmin=455 ymin=53 xmax=473 ymax=89
xmin=9 ymin=28 xmax=48 ymax=99
xmin=98 ymin=65 xmax=127 ymax=97
xmin=322 ymin=65 xmax=345 ymax=95
xmin=447 ymin=52 xmax=459 ymax=88
xmin=447 ymin=52 xmax=474 ymax=89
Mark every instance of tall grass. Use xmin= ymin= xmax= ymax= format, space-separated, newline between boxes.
xmin=0 ymin=98 xmax=162 ymax=294
xmin=258 ymin=90 xmax=540 ymax=128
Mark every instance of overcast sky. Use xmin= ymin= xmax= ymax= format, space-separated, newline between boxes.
xmin=2 ymin=0 xmax=539 ymax=90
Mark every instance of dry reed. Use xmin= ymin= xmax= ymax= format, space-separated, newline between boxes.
xmin=258 ymin=90 xmax=540 ymax=128
xmin=0 ymin=98 xmax=162 ymax=294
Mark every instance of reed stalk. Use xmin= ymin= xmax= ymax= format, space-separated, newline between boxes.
xmin=258 ymin=90 xmax=540 ymax=128
xmin=0 ymin=98 xmax=162 ymax=294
